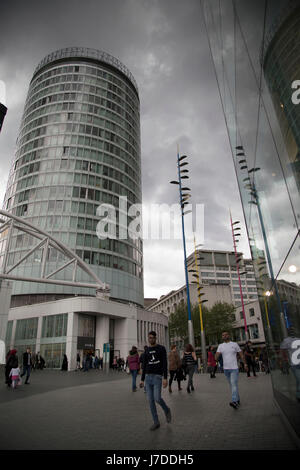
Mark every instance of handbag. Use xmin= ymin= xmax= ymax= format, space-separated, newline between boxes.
xmin=126 ymin=366 xmax=130 ymax=374
xmin=175 ymin=367 xmax=185 ymax=381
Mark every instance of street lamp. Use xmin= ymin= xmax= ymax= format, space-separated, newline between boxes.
xmin=263 ymin=290 xmax=274 ymax=347
xmin=170 ymin=149 xmax=194 ymax=347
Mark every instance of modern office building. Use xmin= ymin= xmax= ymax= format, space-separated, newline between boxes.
xmin=186 ymin=249 xmax=259 ymax=307
xmin=148 ymin=249 xmax=259 ymax=312
xmin=1 ymin=47 xmax=143 ymax=306
xmin=1 ymin=48 xmax=168 ymax=367
xmin=147 ymin=282 xmax=233 ymax=315
xmin=203 ymin=0 xmax=300 ymax=439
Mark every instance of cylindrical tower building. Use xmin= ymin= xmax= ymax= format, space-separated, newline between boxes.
xmin=262 ymin=1 xmax=300 ymax=188
xmin=1 ymin=47 xmax=143 ymax=307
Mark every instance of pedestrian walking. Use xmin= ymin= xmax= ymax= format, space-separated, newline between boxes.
xmin=5 ymin=349 xmax=18 ymax=387
xmin=99 ymin=356 xmax=103 ymax=370
xmin=36 ymin=352 xmax=41 ymax=369
xmin=215 ymin=331 xmax=248 ymax=409
xmin=127 ymin=346 xmax=140 ymax=392
xmin=262 ymin=350 xmax=270 ymax=374
xmin=140 ymin=346 xmax=148 ymax=392
xmin=244 ymin=341 xmax=257 ymax=377
xmin=40 ymin=355 xmax=45 ymax=370
xmin=32 ymin=352 xmax=36 ymax=370
xmin=280 ymin=327 xmax=300 ymax=402
xmin=258 ymin=353 xmax=263 ymax=373
xmin=182 ymin=344 xmax=197 ymax=393
xmin=61 ymin=354 xmax=68 ymax=371
xmin=168 ymin=344 xmax=183 ymax=392
xmin=9 ymin=361 xmax=21 ymax=389
xmin=21 ymin=348 xmax=32 ymax=385
xmin=84 ymin=352 xmax=91 ymax=371
xmin=207 ymin=346 xmax=217 ymax=378
xmin=238 ymin=358 xmax=245 ymax=372
xmin=76 ymin=353 xmax=81 ymax=370
xmin=95 ymin=355 xmax=100 ymax=369
xmin=117 ymin=357 xmax=123 ymax=372
xmin=140 ymin=331 xmax=171 ymax=431
xmin=217 ymin=353 xmax=223 ymax=373
xmin=112 ymin=356 xmax=118 ymax=371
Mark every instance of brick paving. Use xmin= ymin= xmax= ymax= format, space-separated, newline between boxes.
xmin=0 ymin=369 xmax=298 ymax=450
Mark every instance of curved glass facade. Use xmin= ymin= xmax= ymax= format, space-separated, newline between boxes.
xmin=204 ymin=0 xmax=300 ymax=439
xmin=1 ymin=47 xmax=143 ymax=306
xmin=262 ymin=2 xmax=300 ymax=198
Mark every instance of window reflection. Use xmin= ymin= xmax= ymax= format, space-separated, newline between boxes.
xmin=203 ymin=0 xmax=300 ymax=436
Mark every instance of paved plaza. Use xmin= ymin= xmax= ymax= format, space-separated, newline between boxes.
xmin=0 ymin=368 xmax=298 ymax=450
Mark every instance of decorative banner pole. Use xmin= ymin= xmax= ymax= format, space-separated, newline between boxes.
xmin=170 ymin=146 xmax=194 ymax=347
xmin=236 ymin=145 xmax=287 ymax=337
xmin=190 ymin=235 xmax=207 ymax=370
xmin=230 ymin=210 xmax=249 ymax=341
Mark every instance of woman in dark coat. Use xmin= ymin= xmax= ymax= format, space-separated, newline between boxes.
xmin=5 ymin=349 xmax=18 ymax=387
xmin=61 ymin=354 xmax=68 ymax=371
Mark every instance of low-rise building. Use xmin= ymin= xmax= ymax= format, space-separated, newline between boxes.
xmin=148 ymin=282 xmax=233 ymax=315
xmin=5 ymin=295 xmax=169 ymax=369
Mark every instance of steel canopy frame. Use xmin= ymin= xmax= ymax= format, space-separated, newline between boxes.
xmin=0 ymin=210 xmax=110 ymax=297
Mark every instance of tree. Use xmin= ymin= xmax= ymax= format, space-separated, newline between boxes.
xmin=168 ymin=302 xmax=190 ymax=345
xmin=169 ymin=301 xmax=236 ymax=347
xmin=202 ymin=302 xmax=236 ymax=345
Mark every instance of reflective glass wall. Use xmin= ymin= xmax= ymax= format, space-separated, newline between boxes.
xmin=203 ymin=0 xmax=300 ymax=438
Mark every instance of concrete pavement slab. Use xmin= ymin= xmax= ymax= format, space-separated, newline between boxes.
xmin=0 ymin=370 xmax=297 ymax=450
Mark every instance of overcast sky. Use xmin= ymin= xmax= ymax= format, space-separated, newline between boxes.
xmin=0 ymin=0 xmax=252 ymax=299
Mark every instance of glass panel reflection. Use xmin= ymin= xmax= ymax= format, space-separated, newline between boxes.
xmin=203 ymin=0 xmax=300 ymax=438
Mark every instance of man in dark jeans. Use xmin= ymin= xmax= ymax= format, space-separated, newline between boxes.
xmin=140 ymin=331 xmax=171 ymax=430
xmin=244 ymin=341 xmax=257 ymax=378
xmin=21 ymin=347 xmax=32 ymax=384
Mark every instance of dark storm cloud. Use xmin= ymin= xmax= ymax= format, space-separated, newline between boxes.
xmin=0 ymin=0 xmax=250 ymax=298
